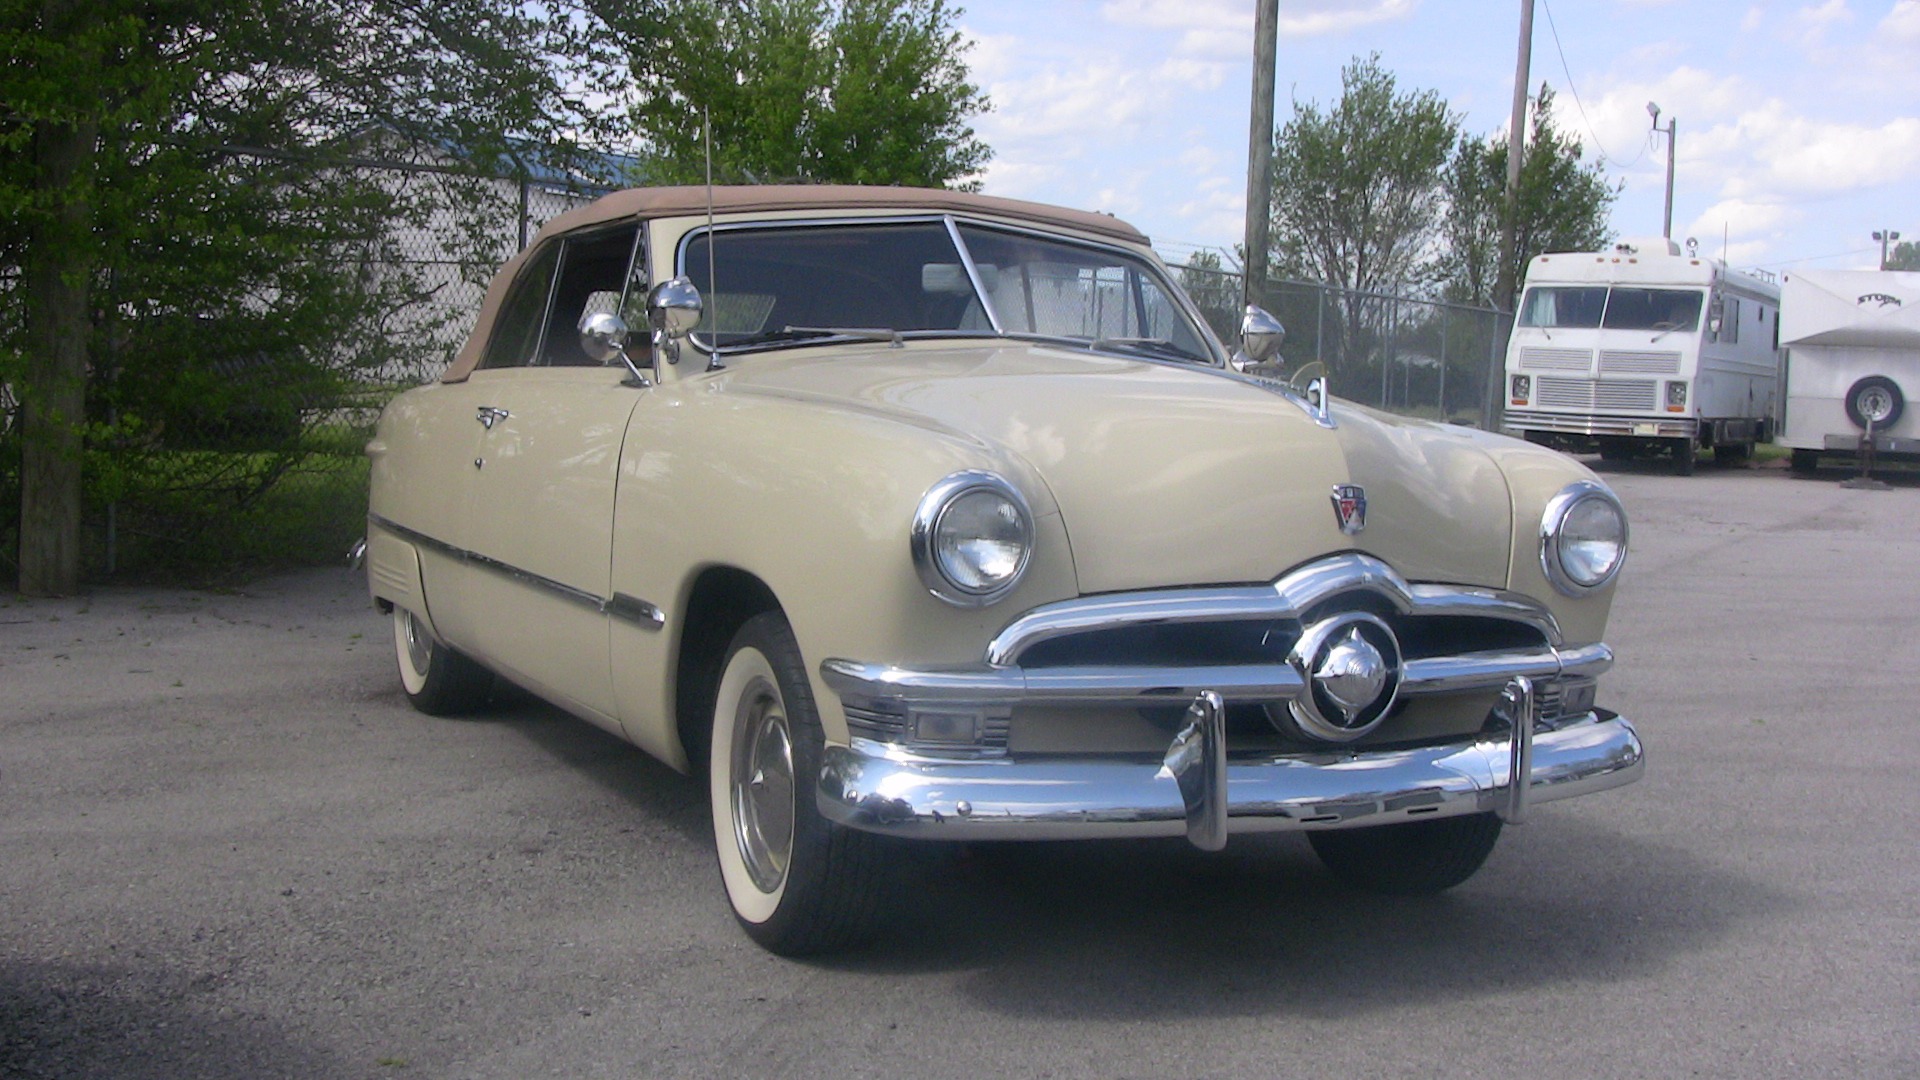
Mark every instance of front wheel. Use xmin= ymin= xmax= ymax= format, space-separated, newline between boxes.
xmin=710 ymin=611 xmax=884 ymax=954
xmin=1672 ymin=436 xmax=1697 ymax=476
xmin=392 ymin=607 xmax=493 ymax=716
xmin=1308 ymin=813 xmax=1503 ymax=895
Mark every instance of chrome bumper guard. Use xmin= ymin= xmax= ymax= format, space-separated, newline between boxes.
xmin=817 ymin=686 xmax=1641 ymax=849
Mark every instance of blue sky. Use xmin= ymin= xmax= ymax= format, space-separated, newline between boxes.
xmin=956 ymin=0 xmax=1920 ymax=277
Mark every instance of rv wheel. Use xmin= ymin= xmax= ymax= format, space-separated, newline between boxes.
xmin=1844 ymin=376 xmax=1904 ymax=431
xmin=1672 ymin=436 xmax=1696 ymax=476
xmin=1790 ymin=449 xmax=1821 ymax=475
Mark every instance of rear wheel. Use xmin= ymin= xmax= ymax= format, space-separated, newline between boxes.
xmin=392 ymin=608 xmax=493 ymax=715
xmin=710 ymin=611 xmax=884 ymax=955
xmin=1790 ymin=448 xmax=1822 ymax=475
xmin=1308 ymin=813 xmax=1503 ymax=895
xmin=1714 ymin=439 xmax=1752 ymax=465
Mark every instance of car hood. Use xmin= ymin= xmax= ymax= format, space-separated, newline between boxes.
xmin=714 ymin=341 xmax=1516 ymax=593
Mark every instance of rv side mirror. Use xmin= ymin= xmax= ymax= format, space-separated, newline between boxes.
xmin=1707 ymin=296 xmax=1725 ymax=339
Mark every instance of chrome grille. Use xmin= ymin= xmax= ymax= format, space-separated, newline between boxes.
xmin=1518 ymin=346 xmax=1594 ymax=372
xmin=1599 ymin=349 xmax=1682 ymax=375
xmin=1537 ymin=376 xmax=1658 ymax=411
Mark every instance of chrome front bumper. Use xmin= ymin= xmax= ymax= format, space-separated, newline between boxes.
xmin=1503 ymin=409 xmax=1696 ymax=439
xmin=817 ymin=701 xmax=1643 ymax=847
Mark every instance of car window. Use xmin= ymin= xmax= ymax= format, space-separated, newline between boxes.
xmin=539 ymin=226 xmax=643 ymax=366
xmin=955 ymin=224 xmax=1211 ymax=359
xmin=481 ymin=243 xmax=561 ymax=370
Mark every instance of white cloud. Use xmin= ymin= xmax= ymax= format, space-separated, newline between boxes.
xmin=1099 ymin=0 xmax=1418 ymax=56
xmin=1794 ymin=0 xmax=1853 ymax=29
xmin=1879 ymin=0 xmax=1920 ymax=40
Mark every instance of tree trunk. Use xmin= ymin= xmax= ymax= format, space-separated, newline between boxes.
xmin=18 ymin=114 xmax=97 ymax=596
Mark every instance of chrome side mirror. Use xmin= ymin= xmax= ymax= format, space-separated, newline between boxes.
xmin=579 ymin=311 xmax=630 ymax=364
xmin=579 ymin=311 xmax=652 ymax=388
xmin=648 ymin=277 xmax=704 ymax=368
xmin=1230 ymin=305 xmax=1287 ymax=372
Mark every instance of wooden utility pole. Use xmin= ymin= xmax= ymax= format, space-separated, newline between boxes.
xmin=1495 ymin=0 xmax=1535 ymax=314
xmin=1242 ymin=0 xmax=1278 ymax=309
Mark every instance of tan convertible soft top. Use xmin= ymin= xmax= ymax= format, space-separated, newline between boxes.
xmin=442 ymin=185 xmax=1151 ymax=383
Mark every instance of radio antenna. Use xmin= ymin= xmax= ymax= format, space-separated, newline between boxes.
xmin=704 ymin=107 xmax=723 ymax=371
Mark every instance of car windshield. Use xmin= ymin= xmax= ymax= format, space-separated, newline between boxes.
xmin=1600 ymin=287 xmax=1703 ymax=332
xmin=679 ymin=217 xmax=1215 ymax=362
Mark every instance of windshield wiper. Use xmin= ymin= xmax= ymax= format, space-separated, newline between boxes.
xmin=1089 ymin=336 xmax=1209 ymax=364
xmin=720 ymin=326 xmax=906 ymax=349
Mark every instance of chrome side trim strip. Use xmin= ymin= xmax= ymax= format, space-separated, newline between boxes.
xmin=985 ymin=553 xmax=1565 ymax=667
xmin=818 ymin=712 xmax=1643 ymax=842
xmin=366 ymin=514 xmax=665 ymax=631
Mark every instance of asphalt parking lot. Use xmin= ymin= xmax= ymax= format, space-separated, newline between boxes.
xmin=3 ymin=459 xmax=1917 ymax=1079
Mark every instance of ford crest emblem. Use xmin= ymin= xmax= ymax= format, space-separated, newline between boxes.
xmin=1331 ymin=484 xmax=1367 ymax=535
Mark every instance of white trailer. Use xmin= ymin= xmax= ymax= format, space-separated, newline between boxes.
xmin=1501 ymin=239 xmax=1782 ymax=474
xmin=1777 ymin=269 xmax=1920 ymax=473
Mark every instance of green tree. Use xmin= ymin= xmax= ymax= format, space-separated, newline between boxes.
xmin=1441 ymin=84 xmax=1617 ymax=310
xmin=606 ymin=0 xmax=990 ymax=188
xmin=1266 ymin=54 xmax=1459 ymax=376
xmin=1886 ymin=239 xmax=1919 ymax=271
xmin=2 ymin=0 xmax=624 ymax=593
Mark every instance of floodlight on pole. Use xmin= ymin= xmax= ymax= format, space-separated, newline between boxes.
xmin=1648 ymin=102 xmax=1676 ymax=240
xmin=1873 ymin=229 xmax=1902 ymax=271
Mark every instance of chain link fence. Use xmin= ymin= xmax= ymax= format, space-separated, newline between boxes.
xmin=0 ymin=153 xmax=615 ymax=580
xmin=1175 ymin=263 xmax=1512 ymax=430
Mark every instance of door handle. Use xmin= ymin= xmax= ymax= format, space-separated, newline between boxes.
xmin=476 ymin=406 xmax=509 ymax=429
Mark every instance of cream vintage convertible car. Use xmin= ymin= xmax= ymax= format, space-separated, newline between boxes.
xmin=365 ymin=186 xmax=1643 ymax=954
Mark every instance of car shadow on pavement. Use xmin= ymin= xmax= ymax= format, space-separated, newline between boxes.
xmin=460 ymin=683 xmax=714 ymax=848
xmin=831 ymin=818 xmax=1790 ymax=1017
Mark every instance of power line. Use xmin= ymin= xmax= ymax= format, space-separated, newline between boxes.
xmin=1539 ymin=0 xmax=1646 ymax=170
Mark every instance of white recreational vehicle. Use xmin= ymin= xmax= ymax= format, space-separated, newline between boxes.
xmin=1501 ymin=239 xmax=1782 ymax=474
xmin=1778 ymin=269 xmax=1920 ymax=473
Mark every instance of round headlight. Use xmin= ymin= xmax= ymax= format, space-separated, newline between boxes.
xmin=912 ymin=471 xmax=1033 ymax=606
xmin=1540 ymin=481 xmax=1628 ymax=595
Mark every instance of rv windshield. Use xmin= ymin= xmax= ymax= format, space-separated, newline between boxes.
xmin=1518 ymin=286 xmax=1606 ymax=328
xmin=1600 ymin=288 xmax=1703 ymax=332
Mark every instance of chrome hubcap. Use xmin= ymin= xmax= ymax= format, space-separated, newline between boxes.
xmin=731 ymin=676 xmax=795 ymax=894
xmin=1861 ymin=388 xmax=1896 ymax=424
xmin=402 ymin=610 xmax=433 ymax=675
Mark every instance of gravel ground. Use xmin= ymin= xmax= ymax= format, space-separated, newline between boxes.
xmin=2 ymin=458 xmax=1916 ymax=1079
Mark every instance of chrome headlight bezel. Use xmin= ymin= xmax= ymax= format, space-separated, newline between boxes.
xmin=911 ymin=470 xmax=1034 ymax=607
xmin=1540 ymin=480 xmax=1629 ymax=596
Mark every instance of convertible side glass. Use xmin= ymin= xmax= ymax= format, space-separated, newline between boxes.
xmin=538 ymin=226 xmax=642 ymax=366
xmin=481 ymin=243 xmax=561 ymax=369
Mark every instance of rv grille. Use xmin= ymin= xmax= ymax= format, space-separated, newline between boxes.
xmin=1518 ymin=346 xmax=1594 ymax=372
xmin=1537 ymin=377 xmax=1658 ymax=411
xmin=1599 ymin=349 xmax=1682 ymax=375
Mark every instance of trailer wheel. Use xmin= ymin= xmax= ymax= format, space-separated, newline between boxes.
xmin=1844 ymin=376 xmax=1904 ymax=431
xmin=1714 ymin=440 xmax=1751 ymax=465
xmin=1790 ymin=448 xmax=1822 ymax=475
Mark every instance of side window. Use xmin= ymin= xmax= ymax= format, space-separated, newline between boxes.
xmin=539 ymin=226 xmax=642 ymax=366
xmin=481 ymin=243 xmax=561 ymax=370
xmin=1723 ymin=297 xmax=1741 ymax=344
